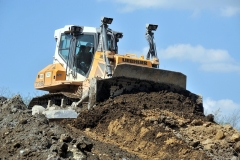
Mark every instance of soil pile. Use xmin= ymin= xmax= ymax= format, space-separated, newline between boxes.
xmin=73 ymin=92 xmax=240 ymax=159
xmin=0 ymin=95 xmax=139 ymax=160
xmin=0 ymin=90 xmax=240 ymax=159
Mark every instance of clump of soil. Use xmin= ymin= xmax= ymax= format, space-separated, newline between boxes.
xmin=0 ymin=96 xmax=7 ymax=106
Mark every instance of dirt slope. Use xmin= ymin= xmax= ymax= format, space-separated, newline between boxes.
xmin=72 ymin=91 xmax=240 ymax=159
xmin=0 ymin=95 xmax=139 ymax=160
xmin=0 ymin=90 xmax=240 ymax=160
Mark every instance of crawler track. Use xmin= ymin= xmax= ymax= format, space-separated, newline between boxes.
xmin=28 ymin=92 xmax=80 ymax=109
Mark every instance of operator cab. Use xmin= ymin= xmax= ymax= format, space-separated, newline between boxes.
xmin=58 ymin=32 xmax=95 ymax=76
xmin=55 ymin=25 xmax=123 ymax=78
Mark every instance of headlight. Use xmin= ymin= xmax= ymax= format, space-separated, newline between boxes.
xmin=146 ymin=24 xmax=158 ymax=31
xmin=101 ymin=17 xmax=113 ymax=24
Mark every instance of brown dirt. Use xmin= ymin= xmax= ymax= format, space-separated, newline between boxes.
xmin=0 ymin=90 xmax=240 ymax=160
xmin=72 ymin=91 xmax=209 ymax=160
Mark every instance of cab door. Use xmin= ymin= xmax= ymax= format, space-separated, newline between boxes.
xmin=44 ymin=71 xmax=52 ymax=86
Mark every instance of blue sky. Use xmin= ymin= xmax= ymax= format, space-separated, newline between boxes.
xmin=0 ymin=0 xmax=240 ymax=117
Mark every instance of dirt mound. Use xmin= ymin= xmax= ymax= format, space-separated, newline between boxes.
xmin=73 ymin=91 xmax=240 ymax=159
xmin=74 ymin=91 xmax=205 ymax=130
xmin=0 ymin=90 xmax=239 ymax=159
xmin=0 ymin=95 xmax=139 ymax=159
xmin=1 ymin=94 xmax=27 ymax=113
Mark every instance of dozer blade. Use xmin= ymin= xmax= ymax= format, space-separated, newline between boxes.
xmin=88 ymin=64 xmax=187 ymax=107
xmin=113 ymin=64 xmax=186 ymax=89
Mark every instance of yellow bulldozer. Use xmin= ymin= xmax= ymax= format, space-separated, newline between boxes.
xmin=29 ymin=17 xmax=186 ymax=119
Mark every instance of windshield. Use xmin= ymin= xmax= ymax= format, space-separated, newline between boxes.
xmin=59 ymin=33 xmax=94 ymax=76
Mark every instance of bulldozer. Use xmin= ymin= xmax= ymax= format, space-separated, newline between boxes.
xmin=29 ymin=17 xmax=186 ymax=119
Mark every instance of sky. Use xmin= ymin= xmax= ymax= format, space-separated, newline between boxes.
xmin=0 ymin=0 xmax=240 ymax=118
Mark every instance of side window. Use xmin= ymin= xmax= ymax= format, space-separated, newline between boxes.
xmin=75 ymin=35 xmax=94 ymax=75
xmin=59 ymin=34 xmax=72 ymax=61
xmin=107 ymin=34 xmax=112 ymax=50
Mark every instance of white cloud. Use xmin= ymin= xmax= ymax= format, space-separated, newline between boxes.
xmin=104 ymin=0 xmax=240 ymax=16
xmin=159 ymin=44 xmax=232 ymax=63
xmin=204 ymin=98 xmax=240 ymax=129
xmin=200 ymin=63 xmax=240 ymax=72
xmin=204 ymin=98 xmax=239 ymax=112
xmin=204 ymin=97 xmax=240 ymax=118
xmin=221 ymin=6 xmax=240 ymax=17
xmin=158 ymin=44 xmax=240 ymax=73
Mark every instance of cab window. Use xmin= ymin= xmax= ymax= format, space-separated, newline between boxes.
xmin=59 ymin=34 xmax=72 ymax=61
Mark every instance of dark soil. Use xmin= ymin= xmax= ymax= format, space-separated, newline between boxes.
xmin=72 ymin=91 xmax=211 ymax=159
xmin=0 ymin=95 xmax=140 ymax=160
xmin=0 ymin=90 xmax=239 ymax=159
xmin=73 ymin=91 xmax=206 ymax=130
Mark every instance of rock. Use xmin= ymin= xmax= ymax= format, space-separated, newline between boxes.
xmin=0 ymin=96 xmax=7 ymax=107
xmin=60 ymin=134 xmax=72 ymax=143
xmin=51 ymin=136 xmax=59 ymax=141
xmin=19 ymin=118 xmax=28 ymax=124
xmin=11 ymin=107 xmax=18 ymax=113
xmin=32 ymin=105 xmax=45 ymax=115
xmin=41 ymin=137 xmax=52 ymax=149
xmin=165 ymin=126 xmax=171 ymax=131
xmin=202 ymin=139 xmax=213 ymax=145
xmin=194 ymin=95 xmax=204 ymax=113
xmin=35 ymin=114 xmax=49 ymax=125
xmin=47 ymin=131 xmax=55 ymax=137
xmin=231 ymin=134 xmax=240 ymax=142
xmin=231 ymin=156 xmax=238 ymax=160
xmin=13 ymin=142 xmax=21 ymax=148
xmin=219 ymin=139 xmax=229 ymax=147
xmin=149 ymin=117 xmax=158 ymax=122
xmin=206 ymin=114 xmax=214 ymax=122
xmin=156 ymin=132 xmax=163 ymax=138
xmin=158 ymin=115 xmax=166 ymax=122
xmin=164 ymin=117 xmax=176 ymax=126
xmin=46 ymin=154 xmax=61 ymax=160
xmin=49 ymin=144 xmax=58 ymax=153
xmin=203 ymin=122 xmax=211 ymax=127
xmin=59 ymin=142 xmax=68 ymax=152
xmin=76 ymin=137 xmax=93 ymax=152
xmin=175 ymin=133 xmax=183 ymax=139
xmin=68 ymin=146 xmax=86 ymax=160
xmin=85 ymin=128 xmax=90 ymax=132
xmin=159 ymin=123 xmax=166 ymax=128
xmin=50 ymin=142 xmax=68 ymax=158
xmin=21 ymin=149 xmax=32 ymax=157
xmin=214 ymin=130 xmax=225 ymax=140
xmin=190 ymin=119 xmax=203 ymax=126
xmin=204 ymin=144 xmax=214 ymax=150
xmin=153 ymin=121 xmax=158 ymax=125
xmin=196 ymin=95 xmax=203 ymax=105
xmin=234 ymin=141 xmax=240 ymax=152
xmin=223 ymin=124 xmax=233 ymax=130
xmin=190 ymin=141 xmax=200 ymax=148
xmin=178 ymin=120 xmax=185 ymax=126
